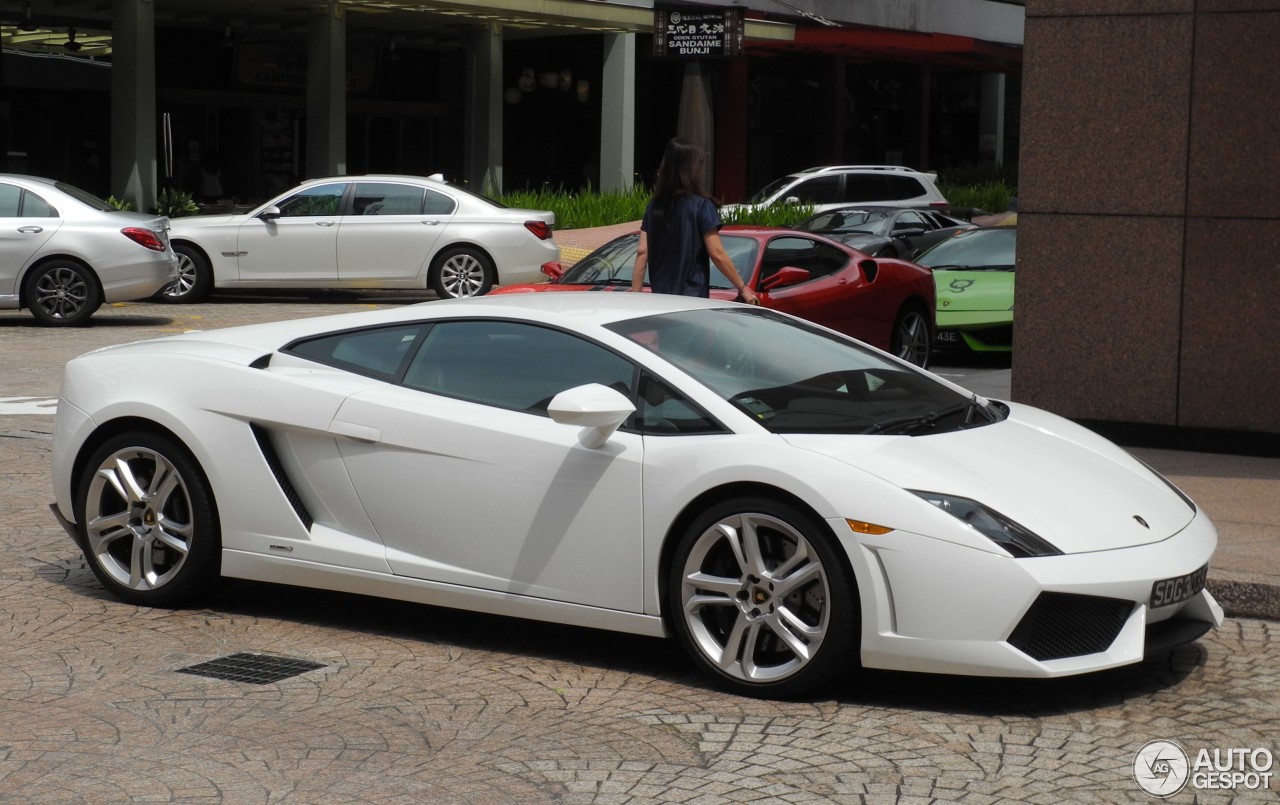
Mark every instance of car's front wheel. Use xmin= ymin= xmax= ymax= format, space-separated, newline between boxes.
xmin=156 ymin=244 xmax=213 ymax=303
xmin=430 ymin=247 xmax=495 ymax=298
xmin=667 ymin=498 xmax=858 ymax=698
xmin=25 ymin=260 xmax=101 ymax=326
xmin=891 ymin=303 xmax=932 ymax=369
xmin=74 ymin=431 xmax=221 ymax=607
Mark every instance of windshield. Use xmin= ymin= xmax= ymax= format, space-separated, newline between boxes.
xmin=559 ymin=233 xmax=760 ymax=290
xmin=607 ymin=307 xmax=999 ymax=435
xmin=793 ymin=209 xmax=890 ymax=236
xmin=915 ymin=227 xmax=1017 ymax=270
xmin=747 ymin=175 xmax=796 ymax=204
xmin=55 ymin=182 xmax=115 ymax=212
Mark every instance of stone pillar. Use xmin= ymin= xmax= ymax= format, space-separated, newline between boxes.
xmin=110 ymin=0 xmax=157 ymax=212
xmin=678 ymin=62 xmax=714 ymax=191
xmin=465 ymin=23 xmax=504 ymax=193
xmin=599 ymin=33 xmax=636 ymax=193
xmin=306 ymin=2 xmax=347 ymax=178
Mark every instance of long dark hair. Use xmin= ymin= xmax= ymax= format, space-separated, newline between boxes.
xmin=651 ymin=138 xmax=707 ymax=224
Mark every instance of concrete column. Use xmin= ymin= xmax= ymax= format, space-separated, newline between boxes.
xmin=979 ymin=72 xmax=1006 ymax=166
xmin=714 ymin=59 xmax=748 ymax=202
xmin=599 ymin=33 xmax=636 ymax=193
xmin=110 ymin=0 xmax=157 ymax=212
xmin=306 ymin=2 xmax=347 ymax=179
xmin=678 ymin=62 xmax=714 ymax=191
xmin=464 ymin=23 xmax=503 ymax=193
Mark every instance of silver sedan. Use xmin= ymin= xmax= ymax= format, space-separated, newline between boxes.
xmin=0 ymin=174 xmax=178 ymax=326
xmin=163 ymin=174 xmax=558 ymax=301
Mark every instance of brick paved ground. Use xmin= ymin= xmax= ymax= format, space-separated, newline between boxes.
xmin=2 ymin=295 xmax=1277 ymax=804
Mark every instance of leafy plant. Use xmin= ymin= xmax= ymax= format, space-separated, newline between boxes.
xmin=105 ymin=195 xmax=135 ymax=212
xmin=719 ymin=202 xmax=814 ymax=227
xmin=153 ymin=188 xmax=199 ymax=218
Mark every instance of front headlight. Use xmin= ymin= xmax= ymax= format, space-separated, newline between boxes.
xmin=910 ymin=491 xmax=1062 ymax=558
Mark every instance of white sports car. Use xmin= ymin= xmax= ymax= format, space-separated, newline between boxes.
xmin=162 ymin=174 xmax=557 ymax=302
xmin=50 ymin=294 xmax=1222 ymax=698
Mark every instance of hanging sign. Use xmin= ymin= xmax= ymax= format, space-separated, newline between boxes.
xmin=653 ymin=6 xmax=744 ymax=58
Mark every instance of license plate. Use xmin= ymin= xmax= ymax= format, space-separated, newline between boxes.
xmin=936 ymin=330 xmax=960 ymax=344
xmin=1151 ymin=564 xmax=1208 ymax=608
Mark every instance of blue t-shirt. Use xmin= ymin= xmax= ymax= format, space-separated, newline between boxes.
xmin=641 ymin=194 xmax=722 ymax=297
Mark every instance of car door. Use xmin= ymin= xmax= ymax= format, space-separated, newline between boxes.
xmin=0 ymin=183 xmax=60 ymax=294
xmin=755 ymin=235 xmax=870 ymax=336
xmin=331 ymin=319 xmax=645 ymax=612
xmin=235 ymin=182 xmax=345 ymax=281
xmin=336 ymin=181 xmax=450 ymax=281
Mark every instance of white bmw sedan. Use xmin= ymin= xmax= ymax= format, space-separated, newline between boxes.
xmin=1 ymin=174 xmax=178 ymax=326
xmin=163 ymin=174 xmax=557 ymax=302
xmin=50 ymin=294 xmax=1222 ymax=698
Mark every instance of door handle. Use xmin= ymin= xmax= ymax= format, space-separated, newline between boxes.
xmin=314 ymin=220 xmax=337 ymax=227
xmin=17 ymin=226 xmax=43 ymax=234
xmin=420 ymin=220 xmax=440 ymax=226
xmin=328 ymin=420 xmax=382 ymax=443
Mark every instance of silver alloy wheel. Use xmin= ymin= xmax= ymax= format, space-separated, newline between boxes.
xmin=164 ymin=251 xmax=198 ymax=298
xmin=894 ymin=308 xmax=931 ymax=368
xmin=679 ymin=512 xmax=831 ymax=684
xmin=83 ymin=446 xmax=195 ymax=592
xmin=33 ymin=265 xmax=91 ymax=320
xmin=438 ymin=251 xmax=488 ymax=297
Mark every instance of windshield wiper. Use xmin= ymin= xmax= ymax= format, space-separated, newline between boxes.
xmin=863 ymin=395 xmax=988 ymax=435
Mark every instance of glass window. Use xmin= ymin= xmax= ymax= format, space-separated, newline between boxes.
xmin=759 ymin=236 xmax=848 ymax=284
xmin=403 ymin=320 xmax=636 ymax=415
xmin=0 ymin=184 xmax=21 ymax=217
xmin=21 ymin=191 xmax=56 ymax=217
xmin=634 ymin=373 xmax=721 ymax=435
xmin=893 ymin=211 xmax=928 ymax=232
xmin=788 ymin=175 xmax=841 ymax=204
xmin=844 ymin=176 xmax=891 ymax=203
xmin=423 ymin=189 xmax=456 ymax=215
xmin=884 ymin=175 xmax=927 ymax=200
xmin=352 ymin=183 xmax=425 ymax=215
xmin=286 ymin=324 xmax=426 ymax=380
xmin=275 ymin=183 xmax=345 ymax=217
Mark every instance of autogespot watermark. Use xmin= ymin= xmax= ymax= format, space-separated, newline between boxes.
xmin=1133 ymin=740 xmax=1275 ymax=797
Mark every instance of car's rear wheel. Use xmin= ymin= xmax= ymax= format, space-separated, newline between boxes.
xmin=891 ymin=303 xmax=932 ymax=369
xmin=667 ymin=497 xmax=858 ymax=698
xmin=157 ymin=244 xmax=213 ymax=303
xmin=74 ymin=431 xmax=221 ymax=607
xmin=430 ymin=247 xmax=495 ymax=298
xmin=25 ymin=261 xmax=101 ymax=326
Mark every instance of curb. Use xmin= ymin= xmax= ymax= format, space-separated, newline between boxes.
xmin=1209 ymin=577 xmax=1280 ymax=622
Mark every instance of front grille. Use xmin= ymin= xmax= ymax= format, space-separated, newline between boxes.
xmin=177 ymin=652 xmax=326 ymax=684
xmin=1007 ymin=592 xmax=1134 ymax=661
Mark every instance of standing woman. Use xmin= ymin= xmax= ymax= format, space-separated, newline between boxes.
xmin=630 ymin=138 xmax=759 ymax=304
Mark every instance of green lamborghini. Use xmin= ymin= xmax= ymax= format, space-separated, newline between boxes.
xmin=913 ymin=226 xmax=1016 ymax=353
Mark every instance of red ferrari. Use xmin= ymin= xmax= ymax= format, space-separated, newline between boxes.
xmin=493 ymin=226 xmax=937 ymax=367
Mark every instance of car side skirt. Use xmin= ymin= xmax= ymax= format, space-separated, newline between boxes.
xmin=222 ymin=549 xmax=669 ymax=638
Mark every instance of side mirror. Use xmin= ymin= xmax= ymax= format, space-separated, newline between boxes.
xmin=784 ymin=195 xmax=801 ymax=206
xmin=762 ymin=266 xmax=810 ymax=291
xmin=548 ymin=383 xmax=636 ymax=448
xmin=540 ymin=261 xmax=565 ymax=281
xmin=259 ymin=205 xmax=282 ymax=222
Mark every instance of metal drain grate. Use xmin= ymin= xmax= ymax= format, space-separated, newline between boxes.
xmin=176 ymin=652 xmax=326 ymax=684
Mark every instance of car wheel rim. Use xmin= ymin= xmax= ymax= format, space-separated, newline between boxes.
xmin=897 ymin=311 xmax=930 ymax=366
xmin=166 ymin=253 xmax=197 ymax=297
xmin=440 ymin=253 xmax=486 ymax=297
xmin=84 ymin=446 xmax=195 ymax=591
xmin=679 ymin=512 xmax=830 ymax=684
xmin=33 ymin=266 xmax=89 ymax=319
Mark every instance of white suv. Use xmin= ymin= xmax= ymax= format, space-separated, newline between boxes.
xmin=730 ymin=165 xmax=948 ymax=215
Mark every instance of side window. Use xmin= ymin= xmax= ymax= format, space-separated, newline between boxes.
xmin=788 ymin=175 xmax=841 ymax=204
xmin=20 ymin=190 xmax=57 ymax=217
xmin=423 ymin=189 xmax=457 ymax=215
xmin=352 ymin=182 xmax=425 ymax=215
xmin=275 ymin=183 xmax=345 ymax=217
xmin=635 ymin=373 xmax=721 ymax=435
xmin=0 ymin=184 xmax=21 ymax=217
xmin=844 ymin=175 xmax=890 ymax=203
xmin=893 ymin=211 xmax=928 ymax=233
xmin=403 ymin=320 xmax=635 ymax=414
xmin=711 ymin=235 xmax=760 ymax=290
xmin=885 ymin=175 xmax=927 ymax=201
xmin=286 ymin=324 xmax=426 ymax=380
xmin=760 ymin=236 xmax=849 ymax=284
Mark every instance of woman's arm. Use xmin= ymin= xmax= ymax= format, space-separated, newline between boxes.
xmin=705 ymin=231 xmax=758 ymax=304
xmin=630 ymin=230 xmax=649 ymax=292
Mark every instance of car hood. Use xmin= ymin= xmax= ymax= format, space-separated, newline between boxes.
xmin=934 ymin=269 xmax=1014 ymax=312
xmin=783 ymin=402 xmax=1196 ymax=554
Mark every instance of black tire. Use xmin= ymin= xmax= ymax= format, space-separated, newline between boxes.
xmin=429 ymin=246 xmax=495 ymax=299
xmin=156 ymin=243 xmax=213 ymax=303
xmin=666 ymin=497 xmax=858 ymax=699
xmin=891 ymin=303 xmax=932 ymax=369
xmin=24 ymin=260 xmax=101 ymax=326
xmin=73 ymin=431 xmax=221 ymax=607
